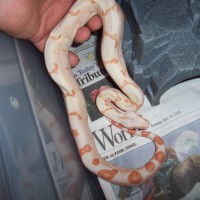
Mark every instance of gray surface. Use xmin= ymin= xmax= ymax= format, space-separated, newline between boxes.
xmin=118 ymin=0 xmax=200 ymax=105
xmin=0 ymin=31 xmax=105 ymax=200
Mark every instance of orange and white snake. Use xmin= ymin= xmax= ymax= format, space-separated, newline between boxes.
xmin=44 ymin=0 xmax=166 ymax=186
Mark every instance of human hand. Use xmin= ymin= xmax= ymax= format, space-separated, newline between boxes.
xmin=0 ymin=0 xmax=102 ymax=66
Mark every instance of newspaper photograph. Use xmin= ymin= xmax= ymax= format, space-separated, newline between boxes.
xmin=70 ymin=33 xmax=200 ymax=200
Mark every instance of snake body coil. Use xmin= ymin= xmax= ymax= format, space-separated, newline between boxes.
xmin=44 ymin=0 xmax=166 ymax=186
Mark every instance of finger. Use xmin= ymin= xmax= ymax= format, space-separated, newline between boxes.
xmin=74 ymin=15 xmax=102 ymax=43
xmin=74 ymin=26 xmax=91 ymax=43
xmin=69 ymin=51 xmax=80 ymax=67
xmin=86 ymin=15 xmax=102 ymax=32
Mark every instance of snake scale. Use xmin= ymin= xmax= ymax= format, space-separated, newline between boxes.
xmin=44 ymin=0 xmax=166 ymax=186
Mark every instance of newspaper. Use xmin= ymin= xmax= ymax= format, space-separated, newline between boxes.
xmin=70 ymin=33 xmax=200 ymax=200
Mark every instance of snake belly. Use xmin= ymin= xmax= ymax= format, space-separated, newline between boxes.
xmin=44 ymin=0 xmax=166 ymax=186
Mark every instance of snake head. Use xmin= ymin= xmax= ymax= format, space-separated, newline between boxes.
xmin=121 ymin=111 xmax=150 ymax=130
